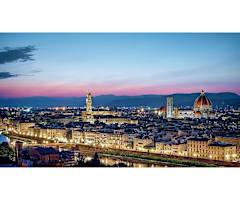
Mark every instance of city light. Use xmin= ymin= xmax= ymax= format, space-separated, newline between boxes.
xmin=225 ymin=155 xmax=230 ymax=160
xmin=1 ymin=90 xmax=240 ymax=167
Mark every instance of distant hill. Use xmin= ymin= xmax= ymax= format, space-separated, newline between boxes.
xmin=104 ymin=93 xmax=240 ymax=108
xmin=0 ymin=93 xmax=239 ymax=108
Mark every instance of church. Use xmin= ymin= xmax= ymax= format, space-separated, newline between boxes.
xmin=158 ymin=90 xmax=215 ymax=119
xmin=193 ymin=90 xmax=214 ymax=118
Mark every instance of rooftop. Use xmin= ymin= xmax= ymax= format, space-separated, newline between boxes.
xmin=34 ymin=147 xmax=59 ymax=155
xmin=209 ymin=142 xmax=235 ymax=147
xmin=216 ymin=134 xmax=240 ymax=138
xmin=188 ymin=137 xmax=210 ymax=142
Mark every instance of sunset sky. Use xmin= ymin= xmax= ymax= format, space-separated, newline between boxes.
xmin=0 ymin=33 xmax=240 ymax=97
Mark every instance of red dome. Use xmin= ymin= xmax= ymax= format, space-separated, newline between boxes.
xmin=194 ymin=90 xmax=212 ymax=112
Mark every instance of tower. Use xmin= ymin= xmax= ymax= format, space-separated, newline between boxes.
xmin=85 ymin=92 xmax=94 ymax=124
xmin=86 ymin=92 xmax=92 ymax=113
xmin=166 ymin=96 xmax=173 ymax=118
xmin=15 ymin=141 xmax=23 ymax=167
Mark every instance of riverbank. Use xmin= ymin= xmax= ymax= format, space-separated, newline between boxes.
xmin=99 ymin=151 xmax=217 ymax=167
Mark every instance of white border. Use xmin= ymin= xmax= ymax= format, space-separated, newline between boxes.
xmin=0 ymin=0 xmax=240 ymax=32
xmin=0 ymin=0 xmax=240 ymax=200
xmin=0 ymin=168 xmax=239 ymax=200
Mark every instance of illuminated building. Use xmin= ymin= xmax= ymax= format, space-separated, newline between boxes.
xmin=215 ymin=135 xmax=240 ymax=157
xmin=0 ymin=117 xmax=11 ymax=125
xmin=174 ymin=90 xmax=214 ymax=119
xmin=176 ymin=109 xmax=194 ymax=119
xmin=82 ymin=114 xmax=95 ymax=124
xmin=27 ymin=127 xmax=68 ymax=142
xmin=171 ymin=143 xmax=187 ymax=156
xmin=133 ymin=137 xmax=153 ymax=151
xmin=215 ymin=135 xmax=240 ymax=146
xmin=104 ymin=133 xmax=129 ymax=149
xmin=155 ymin=142 xmax=165 ymax=153
xmin=82 ymin=92 xmax=119 ymax=124
xmin=89 ymin=110 xmax=119 ymax=116
xmin=166 ymin=96 xmax=173 ymax=118
xmin=155 ymin=142 xmax=172 ymax=154
xmin=187 ymin=138 xmax=237 ymax=161
xmin=155 ymin=142 xmax=187 ymax=156
xmin=54 ymin=107 xmax=67 ymax=112
xmin=98 ymin=117 xmax=138 ymax=125
xmin=17 ymin=122 xmax=35 ymax=134
xmin=187 ymin=138 xmax=212 ymax=159
xmin=82 ymin=92 xmax=135 ymax=125
xmin=156 ymin=106 xmax=166 ymax=117
xmin=193 ymin=90 xmax=213 ymax=118
xmin=208 ymin=142 xmax=237 ymax=161
xmin=86 ymin=92 xmax=92 ymax=114
xmin=82 ymin=92 xmax=95 ymax=124
xmin=72 ymin=130 xmax=85 ymax=143
xmin=72 ymin=131 xmax=129 ymax=149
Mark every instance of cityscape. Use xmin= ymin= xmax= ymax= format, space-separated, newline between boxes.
xmin=0 ymin=33 xmax=240 ymax=167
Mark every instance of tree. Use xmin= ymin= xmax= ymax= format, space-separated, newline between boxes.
xmin=91 ymin=152 xmax=101 ymax=167
xmin=0 ymin=142 xmax=15 ymax=164
xmin=76 ymin=153 xmax=85 ymax=167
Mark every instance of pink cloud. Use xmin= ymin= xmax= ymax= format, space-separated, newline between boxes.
xmin=0 ymin=81 xmax=239 ymax=97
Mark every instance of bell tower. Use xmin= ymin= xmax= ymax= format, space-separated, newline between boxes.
xmin=86 ymin=92 xmax=92 ymax=113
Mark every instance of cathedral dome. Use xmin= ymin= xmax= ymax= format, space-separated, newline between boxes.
xmin=194 ymin=90 xmax=212 ymax=112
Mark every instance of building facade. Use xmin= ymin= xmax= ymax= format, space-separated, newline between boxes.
xmin=72 ymin=131 xmax=129 ymax=149
xmin=17 ymin=122 xmax=35 ymax=134
xmin=98 ymin=118 xmax=138 ymax=125
xmin=187 ymin=138 xmax=237 ymax=161
xmin=133 ymin=138 xmax=153 ymax=151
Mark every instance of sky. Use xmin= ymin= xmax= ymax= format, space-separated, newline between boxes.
xmin=0 ymin=33 xmax=240 ymax=97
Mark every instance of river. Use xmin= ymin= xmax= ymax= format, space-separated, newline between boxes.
xmin=84 ymin=155 xmax=171 ymax=167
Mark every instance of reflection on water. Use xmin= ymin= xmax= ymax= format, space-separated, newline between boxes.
xmin=84 ymin=155 xmax=167 ymax=167
xmin=99 ymin=156 xmax=166 ymax=168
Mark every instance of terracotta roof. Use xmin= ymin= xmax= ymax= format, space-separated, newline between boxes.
xmin=194 ymin=90 xmax=212 ymax=109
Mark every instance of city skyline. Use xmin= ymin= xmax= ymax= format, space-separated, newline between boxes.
xmin=1 ymin=91 xmax=240 ymax=167
xmin=0 ymin=33 xmax=240 ymax=97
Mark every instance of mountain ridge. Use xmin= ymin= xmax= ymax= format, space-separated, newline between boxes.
xmin=0 ymin=92 xmax=239 ymax=108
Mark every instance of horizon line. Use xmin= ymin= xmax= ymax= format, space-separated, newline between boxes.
xmin=0 ymin=91 xmax=239 ymax=98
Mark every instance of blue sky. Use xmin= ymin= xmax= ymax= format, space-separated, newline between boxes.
xmin=0 ymin=33 xmax=239 ymax=97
